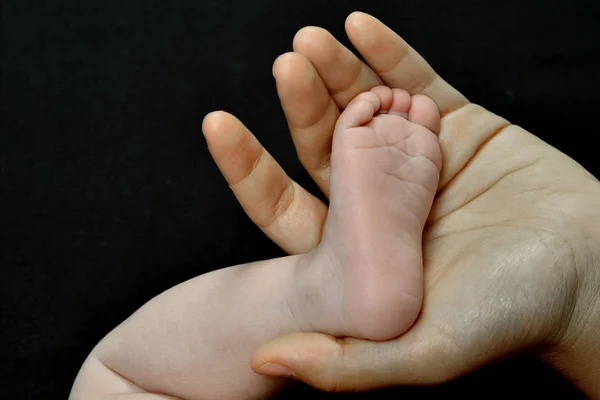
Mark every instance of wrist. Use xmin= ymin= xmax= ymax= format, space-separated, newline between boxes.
xmin=544 ymin=236 xmax=600 ymax=398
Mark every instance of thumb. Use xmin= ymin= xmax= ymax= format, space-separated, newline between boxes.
xmin=250 ymin=332 xmax=417 ymax=392
xmin=251 ymin=323 xmax=470 ymax=392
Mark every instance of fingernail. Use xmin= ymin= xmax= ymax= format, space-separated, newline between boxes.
xmin=257 ymin=362 xmax=294 ymax=377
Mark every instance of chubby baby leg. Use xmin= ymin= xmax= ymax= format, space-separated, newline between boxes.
xmin=71 ymin=257 xmax=306 ymax=400
xmin=71 ymin=87 xmax=441 ymax=399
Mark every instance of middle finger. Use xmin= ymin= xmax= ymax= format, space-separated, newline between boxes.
xmin=274 ymin=29 xmax=383 ymax=197
xmin=293 ymin=26 xmax=384 ymax=108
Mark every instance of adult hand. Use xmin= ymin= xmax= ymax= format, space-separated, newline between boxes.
xmin=202 ymin=12 xmax=600 ymax=397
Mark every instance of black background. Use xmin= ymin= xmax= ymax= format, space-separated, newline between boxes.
xmin=2 ymin=0 xmax=599 ymax=399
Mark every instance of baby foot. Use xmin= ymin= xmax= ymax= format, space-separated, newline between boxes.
xmin=292 ymin=86 xmax=442 ymax=341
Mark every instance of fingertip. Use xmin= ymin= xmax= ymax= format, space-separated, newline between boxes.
xmin=345 ymin=11 xmax=368 ymax=28
xmin=272 ymin=52 xmax=297 ymax=79
xmin=293 ymin=26 xmax=329 ymax=53
xmin=252 ymin=333 xmax=382 ymax=392
xmin=251 ymin=332 xmax=344 ymax=376
xmin=253 ymin=362 xmax=295 ymax=378
xmin=251 ymin=337 xmax=290 ymax=376
xmin=201 ymin=112 xmax=259 ymax=168
xmin=346 ymin=11 xmax=380 ymax=35
xmin=272 ymin=52 xmax=314 ymax=86
xmin=201 ymin=110 xmax=219 ymax=129
xmin=202 ymin=111 xmax=230 ymax=141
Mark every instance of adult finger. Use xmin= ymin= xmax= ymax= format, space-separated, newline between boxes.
xmin=345 ymin=12 xmax=469 ymax=116
xmin=202 ymin=111 xmax=327 ymax=254
xmin=292 ymin=26 xmax=384 ymax=108
xmin=275 ymin=28 xmax=384 ymax=197
xmin=250 ymin=322 xmax=462 ymax=392
xmin=273 ymin=53 xmax=339 ymax=196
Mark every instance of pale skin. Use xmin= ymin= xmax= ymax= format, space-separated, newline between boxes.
xmin=70 ymin=11 xmax=600 ymax=399
xmin=70 ymin=86 xmax=443 ymax=399
xmin=218 ymin=12 xmax=600 ymax=397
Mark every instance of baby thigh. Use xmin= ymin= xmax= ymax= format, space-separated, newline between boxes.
xmin=88 ymin=256 xmax=303 ymax=400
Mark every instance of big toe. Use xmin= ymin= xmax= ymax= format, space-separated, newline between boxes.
xmin=407 ymin=94 xmax=440 ymax=134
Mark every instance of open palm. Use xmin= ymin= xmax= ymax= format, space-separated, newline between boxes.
xmin=202 ymin=12 xmax=600 ymax=393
